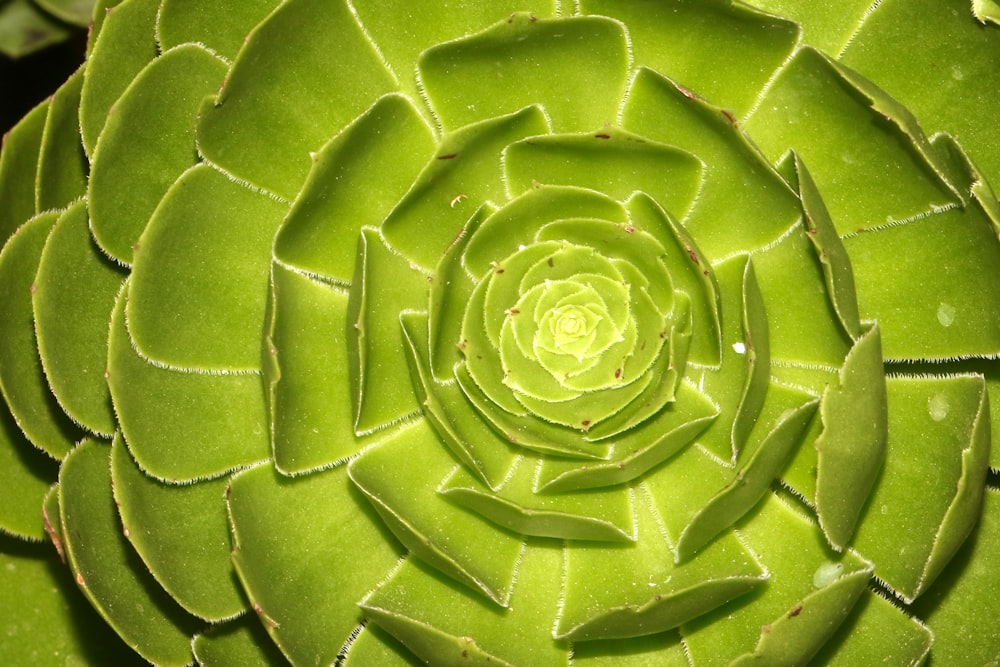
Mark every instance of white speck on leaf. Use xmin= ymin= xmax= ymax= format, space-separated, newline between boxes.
xmin=732 ymin=342 xmax=746 ymax=355
xmin=929 ymin=393 xmax=949 ymax=422
xmin=937 ymin=302 xmax=956 ymax=327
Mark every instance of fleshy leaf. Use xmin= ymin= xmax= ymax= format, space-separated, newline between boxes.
xmin=851 ymin=374 xmax=991 ymax=602
xmin=127 ymin=164 xmax=288 ymax=371
xmin=59 ymin=439 xmax=199 ymax=665
xmin=228 ymin=463 xmax=405 ymax=667
xmin=88 ymin=44 xmax=228 ymax=265
xmin=381 ymin=105 xmax=549 ymax=272
xmin=813 ymin=324 xmax=887 ymax=550
xmin=503 ymin=128 xmax=703 ymax=223
xmin=33 ymin=200 xmax=123 ymax=437
xmin=78 ymin=0 xmax=160 ymax=157
xmin=192 ymin=616 xmax=291 ymax=667
xmin=348 ymin=419 xmax=524 ymax=606
xmin=621 ymin=67 xmax=801 ymax=261
xmin=0 ymin=406 xmax=57 ymax=539
xmin=347 ymin=228 xmax=428 ymax=434
xmin=107 ymin=284 xmax=270 ymax=481
xmin=557 ymin=485 xmax=767 ymax=641
xmin=267 ymin=265 xmax=371 ymax=474
xmin=0 ymin=212 xmax=81 ymax=459
xmin=0 ymin=99 xmax=48 ymax=242
xmin=156 ymin=0 xmax=284 ymax=60
xmin=363 ymin=545 xmax=568 ymax=666
xmin=419 ymin=13 xmax=629 ymax=133
xmin=274 ymin=93 xmax=436 ymax=284
xmin=110 ymin=433 xmax=244 ymax=621
xmin=682 ymin=494 xmax=872 ymax=666
xmin=36 ymin=67 xmax=87 ymax=212
xmin=196 ymin=0 xmax=397 ymax=199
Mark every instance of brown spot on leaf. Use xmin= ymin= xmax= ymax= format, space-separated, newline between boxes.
xmin=437 ymin=153 xmax=458 ymax=160
xmin=789 ymin=604 xmax=803 ymax=618
xmin=594 ymin=133 xmax=611 ymax=139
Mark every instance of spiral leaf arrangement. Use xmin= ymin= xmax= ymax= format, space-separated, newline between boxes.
xmin=1 ymin=0 xmax=999 ymax=665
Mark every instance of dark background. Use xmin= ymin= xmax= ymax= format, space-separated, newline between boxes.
xmin=1 ymin=31 xmax=86 ymax=137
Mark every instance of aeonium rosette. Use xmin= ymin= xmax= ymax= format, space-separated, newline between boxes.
xmin=1 ymin=1 xmax=999 ymax=666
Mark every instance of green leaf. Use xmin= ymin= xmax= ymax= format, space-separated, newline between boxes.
xmin=36 ymin=67 xmax=87 ymax=212
xmin=196 ymin=0 xmax=397 ymax=199
xmin=88 ymin=43 xmax=228 ymax=265
xmin=59 ymin=439 xmax=200 ymax=665
xmin=348 ymin=419 xmax=524 ymax=606
xmin=33 ymin=200 xmax=123 ymax=436
xmin=0 ymin=211 xmax=82 ymax=459
xmin=364 ymin=547 xmax=568 ymax=666
xmin=558 ymin=485 xmax=767 ymax=641
xmin=127 ymin=164 xmax=288 ymax=371
xmin=78 ymin=0 xmax=160 ymax=157
xmin=107 ymin=284 xmax=270 ymax=481
xmin=0 ymin=405 xmax=57 ymax=539
xmin=0 ymin=0 xmax=72 ymax=58
xmin=382 ymin=105 xmax=549 ymax=271
xmin=274 ymin=93 xmax=436 ymax=284
xmin=193 ymin=615 xmax=292 ymax=667
xmin=419 ymin=14 xmax=629 ymax=133
xmin=843 ymin=200 xmax=1000 ymax=361
xmin=0 ymin=99 xmax=48 ymax=242
xmin=503 ymin=128 xmax=703 ymax=223
xmin=347 ymin=228 xmax=428 ymax=434
xmin=228 ymin=463 xmax=405 ymax=666
xmin=267 ymin=265 xmax=372 ymax=474
xmin=621 ymin=67 xmax=801 ymax=261
xmin=111 ymin=433 xmax=244 ymax=621
xmin=851 ymin=374 xmax=991 ymax=601
xmin=156 ymin=0 xmax=283 ymax=60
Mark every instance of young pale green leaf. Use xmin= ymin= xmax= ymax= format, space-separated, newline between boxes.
xmin=420 ymin=14 xmax=629 ymax=133
xmin=0 ymin=212 xmax=81 ymax=459
xmin=59 ymin=439 xmax=200 ymax=665
xmin=275 ymin=93 xmax=436 ymax=284
xmin=196 ymin=0 xmax=397 ymax=199
xmin=228 ymin=463 xmax=405 ymax=666
xmin=127 ymin=164 xmax=288 ymax=371
xmin=88 ymin=44 xmax=228 ymax=265
xmin=107 ymin=284 xmax=270 ymax=481
xmin=33 ymin=200 xmax=122 ymax=437
xmin=110 ymin=434 xmax=244 ymax=621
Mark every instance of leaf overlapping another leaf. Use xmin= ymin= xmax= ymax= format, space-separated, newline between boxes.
xmin=0 ymin=0 xmax=999 ymax=665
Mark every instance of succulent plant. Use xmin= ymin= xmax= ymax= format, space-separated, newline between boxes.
xmin=2 ymin=0 xmax=1000 ymax=664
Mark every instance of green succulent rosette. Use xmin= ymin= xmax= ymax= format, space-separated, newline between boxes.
xmin=2 ymin=0 xmax=1000 ymax=665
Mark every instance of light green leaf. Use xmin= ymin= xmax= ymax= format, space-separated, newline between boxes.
xmin=228 ymin=463 xmax=405 ymax=666
xmin=0 ymin=99 xmax=47 ymax=243
xmin=88 ymin=44 xmax=228 ymax=265
xmin=36 ymin=66 xmax=87 ymax=212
